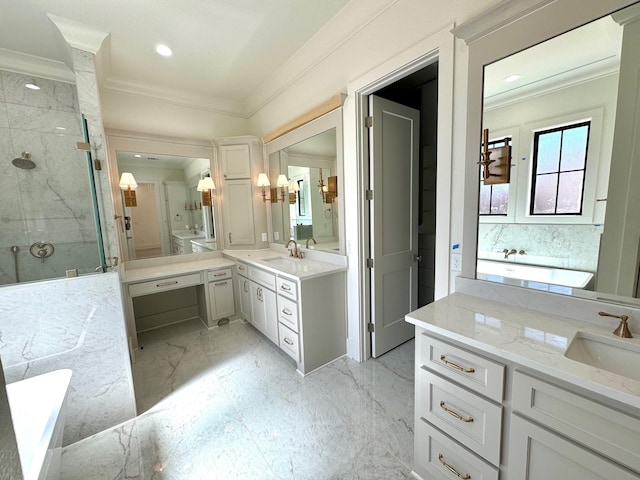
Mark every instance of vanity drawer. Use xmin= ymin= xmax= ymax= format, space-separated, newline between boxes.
xmin=419 ymin=333 xmax=504 ymax=402
xmin=249 ymin=266 xmax=276 ymax=290
xmin=277 ymin=296 xmax=299 ymax=332
xmin=128 ymin=272 xmax=202 ymax=297
xmin=417 ymin=367 xmax=502 ymax=466
xmin=276 ymin=276 xmax=297 ymax=301
xmin=278 ymin=324 xmax=300 ymax=362
xmin=236 ymin=262 xmax=249 ymax=278
xmin=207 ymin=268 xmax=232 ymax=282
xmin=513 ymin=370 xmax=640 ymax=473
xmin=414 ymin=417 xmax=498 ymax=480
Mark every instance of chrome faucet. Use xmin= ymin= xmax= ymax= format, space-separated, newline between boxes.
xmin=502 ymin=248 xmax=517 ymax=259
xmin=306 ymin=237 xmax=317 ymax=249
xmin=286 ymin=239 xmax=303 ymax=259
xmin=599 ymin=311 xmax=633 ymax=338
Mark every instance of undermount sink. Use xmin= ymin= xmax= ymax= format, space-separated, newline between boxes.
xmin=263 ymin=256 xmax=295 ymax=265
xmin=564 ymin=332 xmax=640 ymax=381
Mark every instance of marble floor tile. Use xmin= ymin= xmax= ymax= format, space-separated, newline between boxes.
xmin=61 ymin=320 xmax=417 ymax=479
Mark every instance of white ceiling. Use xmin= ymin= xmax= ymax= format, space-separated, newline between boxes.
xmin=5 ymin=0 xmax=350 ymax=113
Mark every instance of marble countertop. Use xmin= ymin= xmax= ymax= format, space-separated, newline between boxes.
xmin=171 ymin=230 xmax=205 ymax=240
xmin=122 ymin=257 xmax=235 ymax=283
xmin=406 ymin=292 xmax=640 ymax=410
xmin=223 ymin=249 xmax=347 ymax=281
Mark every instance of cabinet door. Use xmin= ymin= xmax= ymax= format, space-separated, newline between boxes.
xmin=238 ymin=277 xmax=251 ymax=321
xmin=263 ymin=286 xmax=278 ymax=344
xmin=222 ymin=179 xmax=255 ymax=246
xmin=250 ymin=282 xmax=267 ymax=334
xmin=509 ymin=415 xmax=639 ymax=480
xmin=208 ymin=280 xmax=235 ymax=320
xmin=220 ymin=144 xmax=251 ymax=179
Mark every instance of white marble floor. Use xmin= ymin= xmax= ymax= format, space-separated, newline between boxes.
xmin=60 ymin=320 xmax=416 ymax=479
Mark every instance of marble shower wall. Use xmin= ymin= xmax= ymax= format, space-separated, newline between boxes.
xmin=478 ymin=223 xmax=602 ymax=272
xmin=0 ymin=70 xmax=101 ymax=285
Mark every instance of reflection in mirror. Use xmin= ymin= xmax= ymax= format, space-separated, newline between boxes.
xmin=116 ymin=151 xmax=215 ymax=259
xmin=477 ymin=5 xmax=640 ymax=301
xmin=269 ymin=128 xmax=341 ymax=253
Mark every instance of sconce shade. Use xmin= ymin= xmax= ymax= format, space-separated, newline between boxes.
xmin=257 ymin=173 xmax=270 ymax=187
xmin=276 ymin=174 xmax=288 ymax=188
xmin=197 ymin=177 xmax=216 ymax=191
xmin=119 ymin=172 xmax=138 ymax=190
xmin=289 ymin=180 xmax=300 ymax=192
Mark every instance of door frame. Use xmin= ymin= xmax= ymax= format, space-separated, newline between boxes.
xmin=344 ymin=25 xmax=455 ymax=361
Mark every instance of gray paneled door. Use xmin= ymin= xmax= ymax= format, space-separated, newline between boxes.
xmin=369 ymin=95 xmax=420 ymax=357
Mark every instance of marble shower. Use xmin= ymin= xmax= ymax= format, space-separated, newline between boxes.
xmin=0 ymin=69 xmax=102 ymax=285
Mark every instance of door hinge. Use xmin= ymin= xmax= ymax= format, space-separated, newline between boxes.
xmin=365 ymin=116 xmax=373 ymax=128
xmin=367 ymin=322 xmax=375 ymax=333
xmin=366 ymin=258 xmax=374 ymax=268
xmin=365 ymin=189 xmax=373 ymax=200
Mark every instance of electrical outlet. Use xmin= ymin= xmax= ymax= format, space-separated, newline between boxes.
xmin=274 ymin=231 xmax=280 ymax=240
xmin=261 ymin=232 xmax=267 ymax=242
xmin=451 ymin=252 xmax=462 ymax=272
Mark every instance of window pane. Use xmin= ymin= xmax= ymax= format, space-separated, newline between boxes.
xmin=491 ymin=184 xmax=509 ymax=214
xmin=533 ymin=173 xmax=558 ymax=214
xmin=556 ymin=171 xmax=584 ymax=213
xmin=536 ymin=131 xmax=561 ymax=174
xmin=479 ymin=184 xmax=491 ymax=214
xmin=560 ymin=125 xmax=588 ymax=171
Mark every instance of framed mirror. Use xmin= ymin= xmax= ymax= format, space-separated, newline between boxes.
xmin=476 ymin=3 xmax=640 ymax=301
xmin=266 ymin=109 xmax=345 ymax=255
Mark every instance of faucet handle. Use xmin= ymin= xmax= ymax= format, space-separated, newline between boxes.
xmin=598 ymin=311 xmax=633 ymax=338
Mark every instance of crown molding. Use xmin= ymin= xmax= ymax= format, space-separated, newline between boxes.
xmin=104 ymin=128 xmax=213 ymax=148
xmin=0 ymin=48 xmax=75 ymax=83
xmin=452 ymin=0 xmax=556 ymax=44
xmin=47 ymin=14 xmax=109 ymax=54
xmin=102 ymin=76 xmax=249 ymax=118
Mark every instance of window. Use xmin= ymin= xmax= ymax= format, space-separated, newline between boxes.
xmin=479 ymin=137 xmax=511 ymax=215
xmin=530 ymin=121 xmax=590 ymax=215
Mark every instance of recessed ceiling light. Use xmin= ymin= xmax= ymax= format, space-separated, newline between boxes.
xmin=503 ymin=74 xmax=521 ymax=83
xmin=134 ymin=154 xmax=142 ymax=158
xmin=25 ymin=83 xmax=40 ymax=90
xmin=155 ymin=44 xmax=173 ymax=57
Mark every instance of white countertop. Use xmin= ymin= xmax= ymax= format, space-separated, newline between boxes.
xmin=190 ymin=238 xmax=217 ymax=249
xmin=171 ymin=230 xmax=205 ymax=240
xmin=122 ymin=257 xmax=235 ymax=283
xmin=406 ymin=292 xmax=640 ymax=410
xmin=223 ymin=249 xmax=347 ymax=280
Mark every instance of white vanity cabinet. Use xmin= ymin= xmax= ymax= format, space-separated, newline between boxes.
xmin=170 ymin=235 xmax=186 ymax=254
xmin=248 ymin=266 xmax=278 ymax=344
xmin=236 ymin=262 xmax=251 ymax=321
xmin=414 ymin=332 xmax=502 ymax=480
xmin=206 ymin=268 xmax=234 ymax=323
xmin=214 ymin=136 xmax=268 ymax=250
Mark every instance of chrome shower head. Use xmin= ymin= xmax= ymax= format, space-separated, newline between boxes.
xmin=12 ymin=152 xmax=36 ymax=170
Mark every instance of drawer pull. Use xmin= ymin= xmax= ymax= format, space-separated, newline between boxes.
xmin=283 ymin=337 xmax=294 ymax=346
xmin=215 ymin=281 xmax=228 ymax=286
xmin=280 ymin=284 xmax=292 ymax=291
xmin=156 ymin=280 xmax=178 ymax=287
xmin=438 ymin=454 xmax=471 ymax=479
xmin=213 ymin=272 xmax=226 ymax=277
xmin=439 ymin=401 xmax=474 ymax=423
xmin=440 ymin=355 xmax=475 ymax=373
xmin=282 ymin=308 xmax=292 ymax=316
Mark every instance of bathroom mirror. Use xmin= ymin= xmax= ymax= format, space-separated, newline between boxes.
xmin=476 ymin=4 xmax=640 ymax=300
xmin=266 ymin=109 xmax=345 ymax=254
xmin=115 ymin=150 xmax=215 ymax=260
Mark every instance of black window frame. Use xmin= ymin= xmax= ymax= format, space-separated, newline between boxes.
xmin=530 ymin=121 xmax=590 ymax=216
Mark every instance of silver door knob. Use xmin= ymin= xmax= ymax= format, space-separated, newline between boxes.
xmin=413 ymin=254 xmax=423 ymax=262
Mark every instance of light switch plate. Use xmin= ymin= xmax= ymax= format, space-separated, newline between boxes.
xmin=274 ymin=231 xmax=280 ymax=240
xmin=261 ymin=232 xmax=268 ymax=242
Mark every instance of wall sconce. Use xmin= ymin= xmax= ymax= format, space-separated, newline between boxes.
xmin=119 ymin=172 xmax=138 ymax=207
xmin=325 ymin=175 xmax=338 ymax=204
xmin=197 ymin=177 xmax=216 ymax=207
xmin=289 ymin=180 xmax=299 ymax=204
xmin=257 ymin=173 xmax=271 ymax=202
xmin=276 ymin=174 xmax=288 ymax=202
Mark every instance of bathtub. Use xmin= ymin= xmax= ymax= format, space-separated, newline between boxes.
xmin=476 ymin=259 xmax=594 ymax=290
xmin=6 ymin=369 xmax=72 ymax=480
